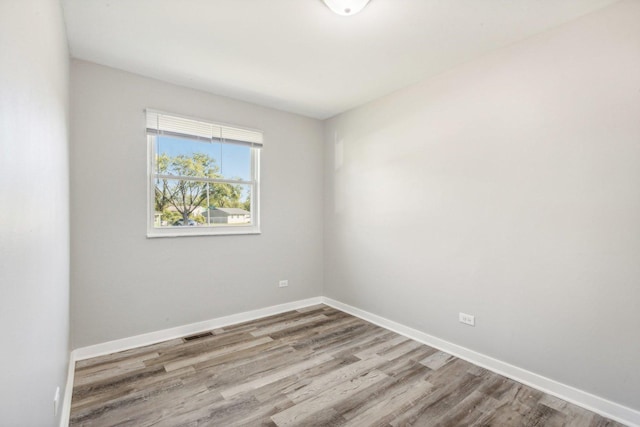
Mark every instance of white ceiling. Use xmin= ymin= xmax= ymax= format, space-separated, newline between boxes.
xmin=62 ymin=0 xmax=618 ymax=119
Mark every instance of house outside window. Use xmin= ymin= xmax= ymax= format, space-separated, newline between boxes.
xmin=146 ymin=110 xmax=262 ymax=237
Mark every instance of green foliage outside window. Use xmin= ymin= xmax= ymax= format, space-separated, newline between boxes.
xmin=154 ymin=152 xmax=247 ymax=224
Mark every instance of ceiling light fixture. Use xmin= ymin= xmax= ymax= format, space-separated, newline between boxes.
xmin=322 ymin=0 xmax=371 ymax=16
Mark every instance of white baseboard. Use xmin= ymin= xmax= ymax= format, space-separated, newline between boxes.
xmin=60 ymin=295 xmax=639 ymax=427
xmin=321 ymin=297 xmax=640 ymax=427
xmin=73 ymin=297 xmax=324 ymax=361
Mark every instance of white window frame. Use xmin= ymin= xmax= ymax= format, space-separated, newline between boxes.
xmin=146 ymin=110 xmax=261 ymax=238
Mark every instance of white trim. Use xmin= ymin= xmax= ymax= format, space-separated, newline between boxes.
xmin=73 ymin=297 xmax=323 ymax=361
xmin=320 ymin=297 xmax=640 ymax=427
xmin=155 ymin=174 xmax=255 ymax=186
xmin=146 ymin=227 xmax=261 ymax=238
xmin=59 ymin=351 xmax=76 ymax=427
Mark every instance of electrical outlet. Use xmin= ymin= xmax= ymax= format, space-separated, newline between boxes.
xmin=53 ymin=386 xmax=60 ymax=417
xmin=459 ymin=312 xmax=475 ymax=326
xmin=278 ymin=280 xmax=289 ymax=288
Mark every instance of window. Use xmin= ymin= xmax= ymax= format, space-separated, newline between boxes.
xmin=146 ymin=110 xmax=262 ymax=237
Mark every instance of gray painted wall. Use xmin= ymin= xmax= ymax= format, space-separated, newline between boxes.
xmin=0 ymin=0 xmax=70 ymax=425
xmin=323 ymin=0 xmax=640 ymax=411
xmin=70 ymin=61 xmax=324 ymax=348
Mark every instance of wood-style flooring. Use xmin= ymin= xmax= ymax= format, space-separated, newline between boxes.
xmin=70 ymin=305 xmax=625 ymax=426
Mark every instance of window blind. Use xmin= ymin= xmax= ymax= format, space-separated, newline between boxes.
xmin=146 ymin=110 xmax=263 ymax=147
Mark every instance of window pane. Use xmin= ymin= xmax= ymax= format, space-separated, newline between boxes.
xmin=154 ymin=177 xmax=208 ymax=227
xmin=202 ymin=183 xmax=252 ymax=226
xmin=154 ymin=178 xmax=251 ymax=228
xmin=155 ymin=136 xmax=221 ymax=178
xmin=155 ymin=136 xmax=251 ymax=181
xmin=220 ymin=143 xmax=251 ymax=181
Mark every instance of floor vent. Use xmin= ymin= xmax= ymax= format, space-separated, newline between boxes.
xmin=183 ymin=331 xmax=214 ymax=342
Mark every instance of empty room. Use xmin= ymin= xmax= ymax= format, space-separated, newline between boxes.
xmin=1 ymin=0 xmax=639 ymax=426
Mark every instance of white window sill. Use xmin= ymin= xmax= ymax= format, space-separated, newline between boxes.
xmin=147 ymin=226 xmax=261 ymax=238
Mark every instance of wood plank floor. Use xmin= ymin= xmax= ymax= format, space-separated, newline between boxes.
xmin=70 ymin=305 xmax=625 ymax=426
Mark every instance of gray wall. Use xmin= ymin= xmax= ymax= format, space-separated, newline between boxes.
xmin=323 ymin=0 xmax=640 ymax=411
xmin=0 ymin=0 xmax=70 ymax=425
xmin=70 ymin=61 xmax=324 ymax=348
